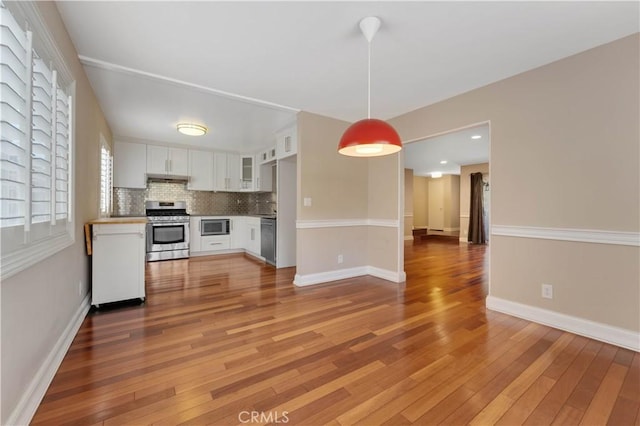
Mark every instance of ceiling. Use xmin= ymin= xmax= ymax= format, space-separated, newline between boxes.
xmin=404 ymin=124 xmax=490 ymax=177
xmin=55 ymin=1 xmax=639 ymax=153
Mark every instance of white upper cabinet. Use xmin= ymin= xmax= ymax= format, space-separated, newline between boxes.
xmin=240 ymin=155 xmax=254 ymax=191
xmin=187 ymin=149 xmax=214 ymax=191
xmin=276 ymin=125 xmax=297 ymax=159
xmin=256 ymin=162 xmax=274 ymax=192
xmin=147 ymin=145 xmax=188 ymax=177
xmin=113 ymin=141 xmax=146 ymax=188
xmin=259 ymin=145 xmax=277 ymax=164
xmin=213 ymin=152 xmax=240 ymax=191
xmin=227 ymin=153 xmax=240 ymax=190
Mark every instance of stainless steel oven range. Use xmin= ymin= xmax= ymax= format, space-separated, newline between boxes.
xmin=145 ymin=201 xmax=190 ymax=261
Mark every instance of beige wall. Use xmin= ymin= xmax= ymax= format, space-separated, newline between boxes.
xmin=413 ymin=176 xmax=429 ymax=228
xmin=368 ymin=154 xmax=402 ymax=272
xmin=390 ymin=34 xmax=640 ymax=332
xmin=412 ymin=174 xmax=460 ymax=231
xmin=296 ymin=112 xmax=402 ymax=280
xmin=460 ymin=163 xmax=489 ymax=241
xmin=404 ymin=169 xmax=414 ymax=239
xmin=297 ymin=112 xmax=367 ymax=220
xmin=443 ymin=174 xmax=460 ymax=231
xmin=2 ymin=2 xmax=112 ymax=423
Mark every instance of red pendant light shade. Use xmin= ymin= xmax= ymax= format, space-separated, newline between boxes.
xmin=338 ymin=17 xmax=402 ymax=158
xmin=338 ymin=118 xmax=402 ymax=157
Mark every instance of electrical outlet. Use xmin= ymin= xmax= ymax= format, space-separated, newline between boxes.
xmin=542 ymin=284 xmax=553 ymax=299
xmin=303 ymin=197 xmax=312 ymax=207
xmin=337 ymin=254 xmax=343 ymax=264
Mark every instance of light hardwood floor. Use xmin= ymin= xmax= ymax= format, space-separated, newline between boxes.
xmin=32 ymin=240 xmax=639 ymax=425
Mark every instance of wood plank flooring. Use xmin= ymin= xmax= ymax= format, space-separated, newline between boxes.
xmin=32 ymin=240 xmax=639 ymax=425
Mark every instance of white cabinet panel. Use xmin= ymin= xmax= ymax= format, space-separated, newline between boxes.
xmin=245 ymin=217 xmax=261 ymax=255
xmin=240 ymin=155 xmax=254 ymax=191
xmin=91 ymin=223 xmax=146 ymax=306
xmin=256 ymin=162 xmax=274 ymax=192
xmin=227 ymin=153 xmax=240 ymax=191
xmin=146 ymin=145 xmax=168 ymax=175
xmin=259 ymin=145 xmax=277 ymax=164
xmin=230 ymin=217 xmax=246 ymax=249
xmin=147 ymin=145 xmax=188 ymax=177
xmin=169 ymin=147 xmax=188 ymax=176
xmin=113 ymin=141 xmax=146 ymax=188
xmin=276 ymin=126 xmax=297 ymax=159
xmin=214 ymin=153 xmax=241 ymax=191
xmin=190 ymin=217 xmax=201 ymax=253
xmin=201 ymin=235 xmax=230 ymax=251
xmin=188 ymin=150 xmax=214 ymax=191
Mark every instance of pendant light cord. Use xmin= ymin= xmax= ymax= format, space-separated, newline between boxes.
xmin=367 ymin=41 xmax=371 ymax=119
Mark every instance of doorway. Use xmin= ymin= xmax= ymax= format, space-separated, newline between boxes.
xmin=402 ymin=123 xmax=490 ymax=245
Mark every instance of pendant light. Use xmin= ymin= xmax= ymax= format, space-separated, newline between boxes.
xmin=338 ymin=17 xmax=402 ymax=157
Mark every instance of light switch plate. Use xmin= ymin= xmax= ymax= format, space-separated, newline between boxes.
xmin=303 ymin=197 xmax=312 ymax=207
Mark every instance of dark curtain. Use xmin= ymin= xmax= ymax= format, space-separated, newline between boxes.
xmin=468 ymin=172 xmax=486 ymax=244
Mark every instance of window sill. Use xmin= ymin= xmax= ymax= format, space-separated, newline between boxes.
xmin=1 ymin=232 xmax=74 ymax=281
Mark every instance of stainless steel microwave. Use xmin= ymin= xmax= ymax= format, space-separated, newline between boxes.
xmin=201 ymin=218 xmax=230 ymax=236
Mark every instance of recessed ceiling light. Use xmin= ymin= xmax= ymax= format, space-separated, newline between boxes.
xmin=177 ymin=123 xmax=207 ymax=136
xmin=431 ymin=172 xmax=442 ymax=178
xmin=440 ymin=160 xmax=448 ymax=164
xmin=471 ymin=135 xmax=482 ymax=140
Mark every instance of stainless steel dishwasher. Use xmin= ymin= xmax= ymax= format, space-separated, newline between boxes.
xmin=260 ymin=217 xmax=276 ymax=266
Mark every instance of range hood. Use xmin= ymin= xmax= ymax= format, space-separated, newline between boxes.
xmin=147 ymin=174 xmax=189 ymax=184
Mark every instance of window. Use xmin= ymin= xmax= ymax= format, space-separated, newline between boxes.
xmin=1 ymin=1 xmax=74 ymax=280
xmin=99 ymin=136 xmax=112 ymax=217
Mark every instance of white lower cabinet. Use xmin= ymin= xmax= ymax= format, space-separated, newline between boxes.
xmin=189 ymin=216 xmax=262 ymax=258
xmin=201 ymin=235 xmax=230 ymax=251
xmin=230 ymin=217 xmax=246 ymax=249
xmin=190 ymin=217 xmax=201 ymax=253
xmin=246 ymin=217 xmax=261 ymax=255
xmin=91 ymin=222 xmax=146 ymax=307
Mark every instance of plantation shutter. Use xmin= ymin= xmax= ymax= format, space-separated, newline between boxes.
xmin=30 ymin=55 xmax=53 ymax=224
xmin=0 ymin=4 xmax=30 ymax=227
xmin=55 ymin=86 xmax=69 ymax=220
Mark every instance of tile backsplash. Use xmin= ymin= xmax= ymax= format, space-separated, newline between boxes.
xmin=113 ymin=182 xmax=276 ymax=216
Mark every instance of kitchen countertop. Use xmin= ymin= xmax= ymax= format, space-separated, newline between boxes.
xmin=189 ymin=214 xmax=277 ymax=219
xmin=84 ymin=217 xmax=147 ymax=255
xmin=87 ymin=217 xmax=148 ymax=225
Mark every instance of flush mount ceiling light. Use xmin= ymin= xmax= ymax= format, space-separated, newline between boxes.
xmin=440 ymin=160 xmax=448 ymax=164
xmin=177 ymin=123 xmax=207 ymax=136
xmin=471 ymin=135 xmax=482 ymax=140
xmin=431 ymin=172 xmax=443 ymax=178
xmin=338 ymin=17 xmax=402 ymax=157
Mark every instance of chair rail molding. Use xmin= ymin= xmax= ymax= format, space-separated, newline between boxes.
xmin=491 ymin=225 xmax=640 ymax=247
xmin=297 ymin=219 xmax=398 ymax=229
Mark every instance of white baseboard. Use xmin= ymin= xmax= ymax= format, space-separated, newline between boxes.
xmin=404 ymin=235 xmax=414 ymax=241
xmin=189 ymin=248 xmax=244 ymax=257
xmin=189 ymin=249 xmax=265 ymax=263
xmin=368 ymin=266 xmax=406 ymax=283
xmin=7 ymin=294 xmax=91 ymax=425
xmin=486 ymin=296 xmax=640 ymax=352
xmin=294 ymin=266 xmax=406 ymax=287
